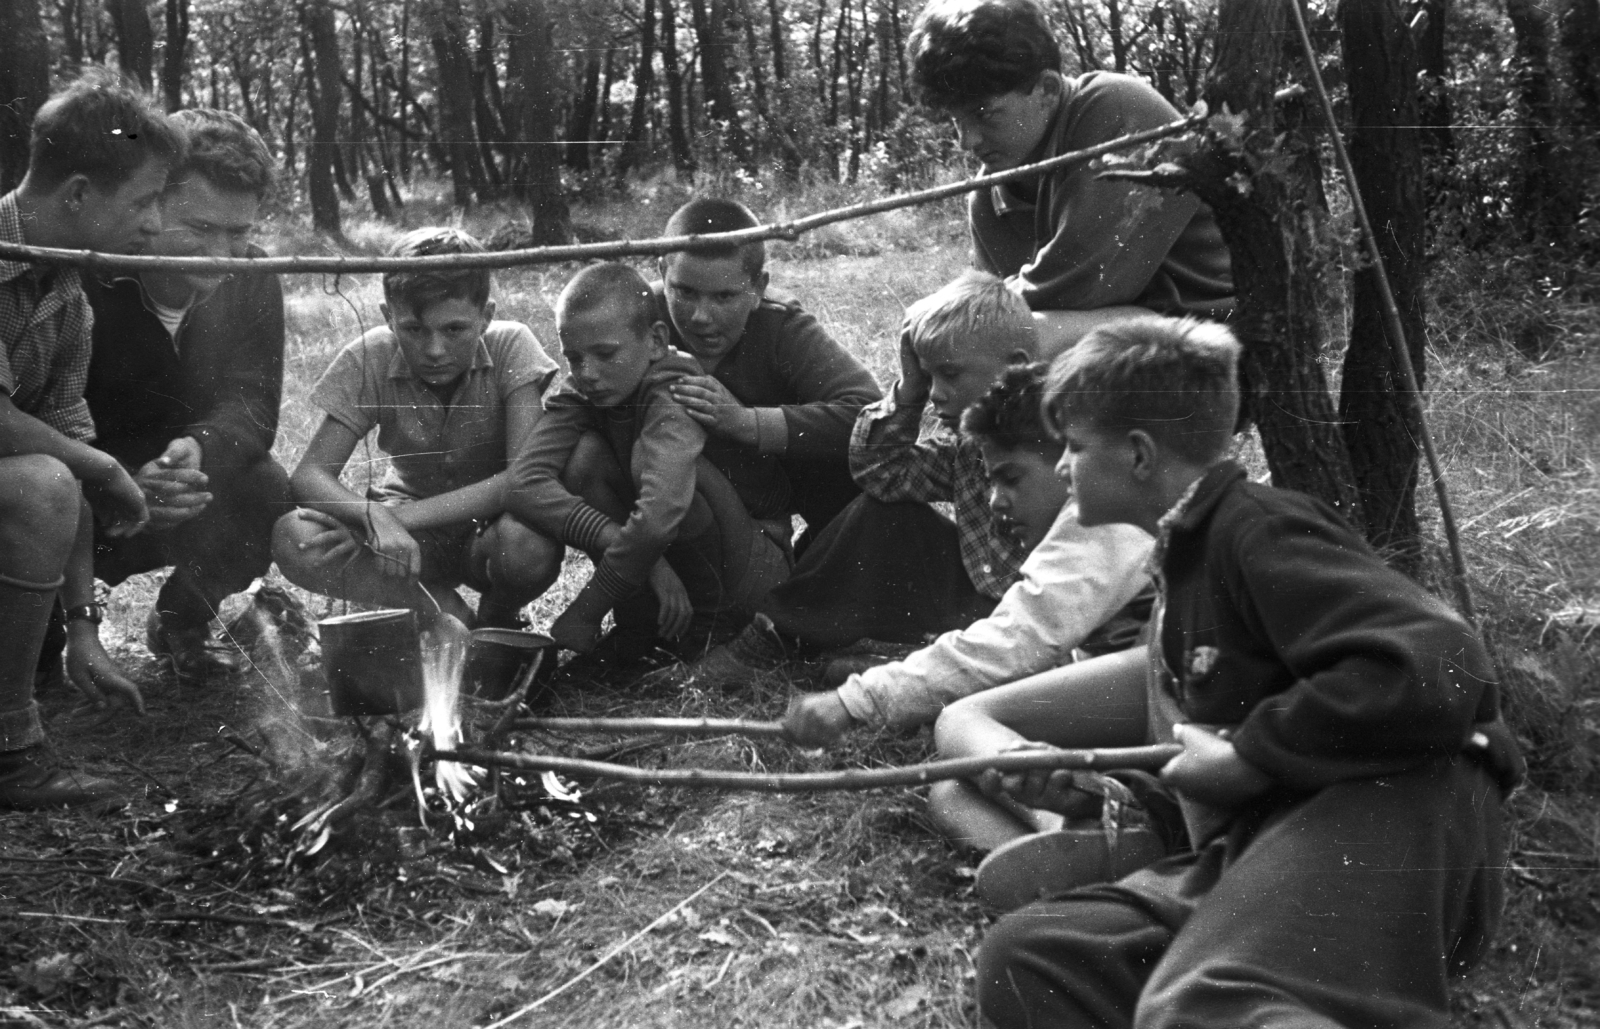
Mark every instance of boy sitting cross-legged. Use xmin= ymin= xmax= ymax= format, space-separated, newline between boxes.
xmin=505 ymin=263 xmax=791 ymax=657
xmin=693 ymin=270 xmax=1045 ymax=681
xmin=273 ymin=228 xmax=562 ymax=628
xmin=781 ymin=362 xmax=1153 ymax=750
xmin=970 ymin=316 xmax=1523 ymax=1029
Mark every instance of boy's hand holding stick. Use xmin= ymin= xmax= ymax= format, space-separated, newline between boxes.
xmin=1159 ymin=723 xmax=1273 ymax=807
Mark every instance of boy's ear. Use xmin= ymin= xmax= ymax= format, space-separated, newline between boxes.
xmin=753 ymin=268 xmax=770 ymax=298
xmin=62 ymin=173 xmax=93 ymax=213
xmin=1034 ymin=69 xmax=1065 ymax=102
xmin=480 ymin=299 xmax=497 ymax=323
xmin=648 ymin=320 xmax=671 ymax=359
xmin=1006 ymin=347 xmax=1033 ymax=366
xmin=1128 ymin=429 xmax=1159 ymax=480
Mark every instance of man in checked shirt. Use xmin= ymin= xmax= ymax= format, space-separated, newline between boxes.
xmin=692 ymin=270 xmax=1041 ymax=680
xmin=0 ymin=71 xmax=182 ymax=811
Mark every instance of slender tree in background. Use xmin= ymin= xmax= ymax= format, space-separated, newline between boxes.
xmin=1338 ymin=0 xmax=1427 ymax=572
xmin=431 ymin=0 xmax=489 ymax=206
xmin=1506 ymin=0 xmax=1578 ymax=240
xmin=107 ymin=0 xmax=155 ymax=90
xmin=505 ymin=0 xmax=571 ymax=242
xmin=662 ymin=0 xmax=699 ymax=176
xmin=1561 ymin=0 xmax=1600 ymax=144
xmin=0 ymin=0 xmax=50 ymax=194
xmin=1414 ymin=0 xmax=1452 ymax=157
xmin=566 ymin=53 xmax=602 ymax=172
xmin=690 ymin=0 xmax=754 ymax=169
xmin=300 ymin=0 xmax=343 ymax=236
xmin=615 ymin=0 xmax=660 ymax=179
xmin=163 ymin=0 xmax=190 ymax=111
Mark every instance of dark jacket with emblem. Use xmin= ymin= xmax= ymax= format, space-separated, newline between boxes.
xmin=1156 ymin=461 xmax=1523 ymax=795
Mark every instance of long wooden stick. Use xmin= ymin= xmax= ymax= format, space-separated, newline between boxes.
xmin=511 ymin=716 xmax=787 ymax=737
xmin=432 ymin=743 xmax=1182 ymax=792
xmin=1285 ymin=0 xmax=1475 ymax=621
xmin=0 ymin=113 xmax=1203 ymax=275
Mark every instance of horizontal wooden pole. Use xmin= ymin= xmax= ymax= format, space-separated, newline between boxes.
xmin=510 ymin=716 xmax=788 ymax=737
xmin=430 ymin=743 xmax=1183 ymax=793
xmin=0 ymin=113 xmax=1203 ymax=275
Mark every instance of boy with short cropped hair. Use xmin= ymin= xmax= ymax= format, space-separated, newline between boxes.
xmin=781 ymin=362 xmax=1152 ymax=747
xmin=1 ymin=69 xmax=182 ymax=809
xmin=908 ymin=0 xmax=1232 ymax=355
xmin=971 ymin=315 xmax=1523 ymax=1028
xmin=506 ymin=262 xmax=790 ymax=654
xmin=273 ymin=227 xmax=561 ymax=628
xmin=692 ymin=270 xmax=1039 ymax=682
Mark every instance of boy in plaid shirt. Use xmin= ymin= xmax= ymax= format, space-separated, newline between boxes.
xmin=693 ymin=270 xmax=1038 ymax=679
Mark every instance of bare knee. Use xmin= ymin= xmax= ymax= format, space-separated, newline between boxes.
xmin=0 ymin=455 xmax=80 ymax=546
xmin=481 ymin=515 xmax=563 ymax=599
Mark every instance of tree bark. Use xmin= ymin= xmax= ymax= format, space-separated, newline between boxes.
xmin=504 ymin=0 xmax=571 ymax=244
xmin=1338 ymin=0 xmax=1427 ymax=573
xmin=0 ymin=0 xmax=49 ymax=195
xmin=107 ymin=0 xmax=155 ymax=90
xmin=690 ymin=0 xmax=754 ymax=168
xmin=1175 ymin=0 xmax=1364 ymax=525
xmin=662 ymin=0 xmax=699 ymax=176
xmin=474 ymin=15 xmax=509 ymax=189
xmin=1506 ymin=0 xmax=1578 ymax=241
xmin=163 ymin=0 xmax=190 ymax=112
xmin=431 ymin=0 xmax=490 ymax=207
xmin=1561 ymin=0 xmax=1600 ymax=141
xmin=566 ymin=55 xmax=602 ymax=171
xmin=615 ymin=0 xmax=659 ymax=179
xmin=1414 ymin=0 xmax=1452 ymax=156
xmin=300 ymin=0 xmax=343 ymax=237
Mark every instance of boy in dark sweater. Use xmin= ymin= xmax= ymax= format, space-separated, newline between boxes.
xmin=908 ymin=0 xmax=1233 ymax=356
xmin=972 ymin=316 xmax=1522 ymax=1028
xmin=506 ymin=263 xmax=789 ymax=656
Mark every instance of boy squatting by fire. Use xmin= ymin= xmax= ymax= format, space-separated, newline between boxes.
xmin=781 ymin=362 xmax=1161 ymax=902
xmin=272 ymin=227 xmax=562 ymax=630
xmin=962 ymin=316 xmax=1523 ymax=1029
xmin=504 ymin=262 xmax=791 ymax=656
xmin=0 ymin=71 xmax=183 ymax=811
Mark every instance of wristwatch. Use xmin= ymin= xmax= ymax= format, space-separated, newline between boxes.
xmin=64 ymin=603 xmax=104 ymax=626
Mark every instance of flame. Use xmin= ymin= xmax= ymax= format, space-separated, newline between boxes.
xmin=417 ymin=613 xmax=478 ymax=803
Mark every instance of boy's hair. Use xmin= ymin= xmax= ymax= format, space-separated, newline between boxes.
xmin=908 ymin=0 xmax=1062 ymax=111
xmin=1044 ymin=316 xmax=1242 ymax=465
xmin=662 ymin=196 xmax=765 ymax=280
xmin=962 ymin=361 xmax=1057 ymax=454
xmin=169 ymin=108 xmax=275 ymax=200
xmin=382 ymin=227 xmax=491 ymax=313
xmin=556 ymin=262 xmax=659 ymax=338
xmin=903 ymin=269 xmax=1037 ymax=361
xmin=27 ymin=68 xmax=185 ymax=192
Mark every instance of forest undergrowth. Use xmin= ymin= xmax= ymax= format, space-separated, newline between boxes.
xmin=0 ymin=187 xmax=1595 ymax=1029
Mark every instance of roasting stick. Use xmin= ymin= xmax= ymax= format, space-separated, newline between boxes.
xmin=509 ymin=715 xmax=788 ymax=738
xmin=430 ymin=743 xmax=1183 ymax=793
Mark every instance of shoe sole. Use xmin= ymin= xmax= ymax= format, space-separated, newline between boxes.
xmin=975 ymin=826 xmax=1166 ymax=912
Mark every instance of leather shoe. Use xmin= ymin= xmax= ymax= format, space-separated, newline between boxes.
xmin=0 ymin=745 xmax=126 ymax=812
xmin=147 ymin=608 xmax=244 ymax=685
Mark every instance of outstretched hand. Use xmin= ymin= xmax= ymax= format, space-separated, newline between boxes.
xmin=975 ymin=739 xmax=1102 ymax=819
xmin=135 ymin=436 xmax=211 ymax=529
xmin=669 ymin=374 xmax=758 ymax=446
xmin=83 ymin=462 xmax=150 ymax=538
xmin=66 ymin=624 xmax=146 ymax=717
xmin=781 ymin=691 xmax=855 ymax=748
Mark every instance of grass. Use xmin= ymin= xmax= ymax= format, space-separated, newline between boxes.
xmin=1 ymin=190 xmax=1597 ymax=1029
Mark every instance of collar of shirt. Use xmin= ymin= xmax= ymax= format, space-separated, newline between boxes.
xmin=384 ymin=336 xmax=496 ymax=384
xmin=1 ymin=193 xmax=51 ymax=289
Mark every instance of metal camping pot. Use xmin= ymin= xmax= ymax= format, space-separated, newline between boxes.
xmin=319 ymin=609 xmax=426 ymax=715
xmin=465 ymin=628 xmax=555 ymax=703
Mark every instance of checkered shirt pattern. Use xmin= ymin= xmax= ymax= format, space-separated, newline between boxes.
xmin=848 ymin=388 xmax=1027 ymax=599
xmin=0 ymin=192 xmax=96 ymax=442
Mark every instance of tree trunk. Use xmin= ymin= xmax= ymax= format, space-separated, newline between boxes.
xmin=107 ymin=0 xmax=155 ymax=89
xmin=474 ymin=15 xmax=509 ymax=189
xmin=1506 ymin=0 xmax=1578 ymax=241
xmin=300 ymin=0 xmax=343 ymax=237
xmin=0 ymin=0 xmax=49 ymax=195
xmin=690 ymin=0 xmax=754 ymax=168
xmin=431 ymin=0 xmax=489 ymax=207
xmin=566 ymin=55 xmax=601 ymax=171
xmin=1338 ymin=0 xmax=1427 ymax=573
xmin=1561 ymin=0 xmax=1600 ymax=141
xmin=615 ymin=0 xmax=659 ymax=179
xmin=504 ymin=0 xmax=571 ymax=243
xmin=1175 ymin=0 xmax=1365 ymax=525
xmin=1414 ymin=0 xmax=1452 ymax=156
xmin=662 ymin=0 xmax=699 ymax=176
xmin=162 ymin=0 xmax=189 ymax=112
xmin=59 ymin=0 xmax=85 ymax=67
xmin=767 ymin=0 xmax=787 ymax=81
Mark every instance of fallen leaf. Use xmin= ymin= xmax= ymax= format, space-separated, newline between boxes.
xmin=885 ymin=984 xmax=930 ymax=1020
xmin=532 ymin=898 xmax=571 ymax=919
